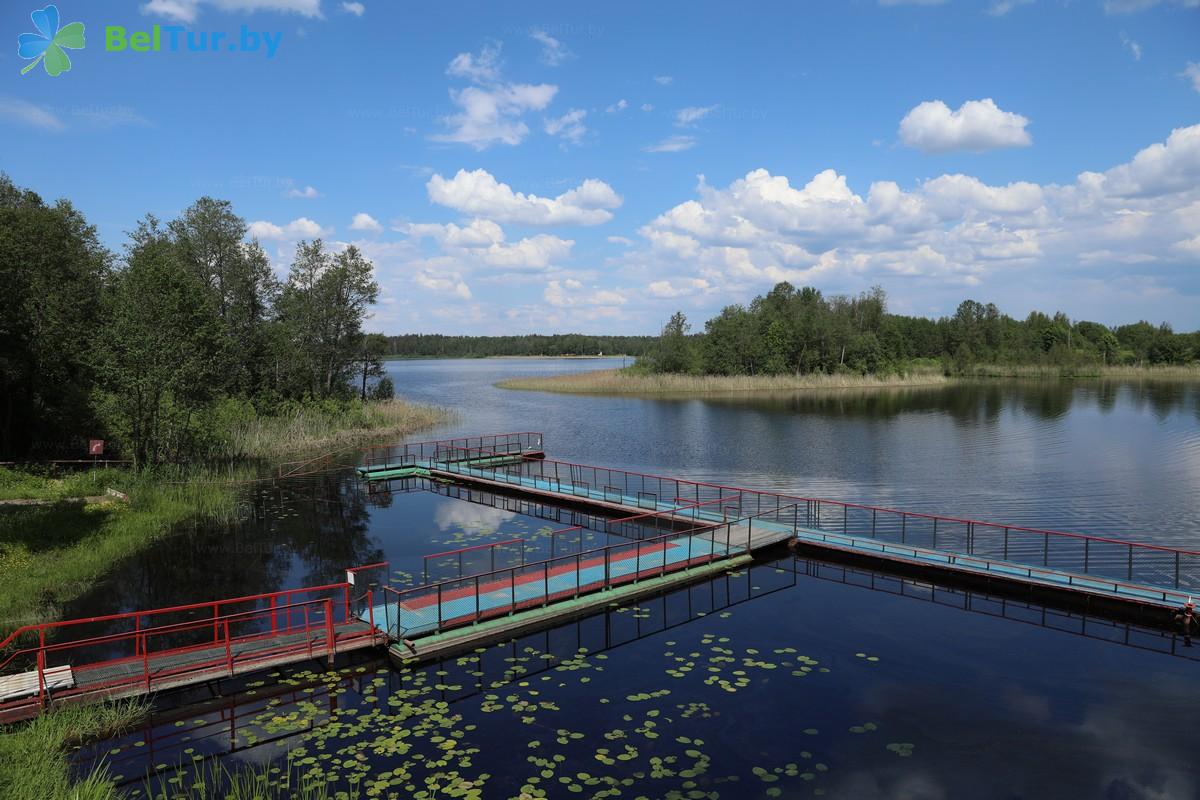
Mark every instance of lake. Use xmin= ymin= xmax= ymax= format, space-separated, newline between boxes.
xmin=69 ymin=358 xmax=1200 ymax=799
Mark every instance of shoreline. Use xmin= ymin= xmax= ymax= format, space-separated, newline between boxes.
xmin=496 ymin=368 xmax=951 ymax=395
xmin=384 ymin=354 xmax=633 ymax=361
xmin=496 ymin=365 xmax=1200 ymax=396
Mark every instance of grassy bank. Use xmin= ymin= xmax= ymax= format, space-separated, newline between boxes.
xmin=497 ymin=366 xmax=950 ymax=395
xmin=0 ymin=465 xmax=248 ymax=631
xmin=0 ymin=700 xmax=147 ymax=800
xmin=0 ymin=399 xmax=450 ymax=632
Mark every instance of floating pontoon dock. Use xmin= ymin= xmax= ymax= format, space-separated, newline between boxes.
xmin=2 ymin=432 xmax=1196 ymax=722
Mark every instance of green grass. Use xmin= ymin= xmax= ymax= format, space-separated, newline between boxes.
xmin=0 ymin=465 xmax=246 ymax=632
xmin=0 ymin=467 xmax=130 ymax=503
xmin=0 ymin=699 xmax=147 ymax=800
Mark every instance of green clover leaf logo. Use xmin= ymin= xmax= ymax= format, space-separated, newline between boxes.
xmin=18 ymin=5 xmax=85 ymax=77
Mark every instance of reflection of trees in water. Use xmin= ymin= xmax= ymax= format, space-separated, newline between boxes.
xmin=61 ymin=472 xmax=385 ymax=620
xmin=279 ymin=471 xmax=384 ymax=589
xmin=695 ymin=379 xmax=1198 ymax=424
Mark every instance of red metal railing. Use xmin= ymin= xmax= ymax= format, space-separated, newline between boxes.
xmin=380 ymin=501 xmax=781 ymax=639
xmin=361 ymin=432 xmax=544 ymax=471
xmin=422 ymin=539 xmax=526 ymax=583
xmin=0 ymin=579 xmax=381 ymax=715
xmin=415 ymin=445 xmax=1200 ymax=595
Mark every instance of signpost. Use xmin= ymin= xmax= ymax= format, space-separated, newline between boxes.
xmin=89 ymin=439 xmax=104 ymax=477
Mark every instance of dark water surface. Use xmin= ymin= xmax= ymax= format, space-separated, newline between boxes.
xmin=66 ymin=360 xmax=1200 ymax=799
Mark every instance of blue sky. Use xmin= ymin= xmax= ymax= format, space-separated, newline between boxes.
xmin=3 ymin=0 xmax=1199 ymax=334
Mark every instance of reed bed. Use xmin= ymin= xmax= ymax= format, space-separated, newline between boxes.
xmin=497 ymin=367 xmax=950 ymax=395
xmin=142 ymin=753 xmax=362 ymax=800
xmin=215 ymin=399 xmax=454 ymax=461
xmin=964 ymin=363 xmax=1200 ymax=380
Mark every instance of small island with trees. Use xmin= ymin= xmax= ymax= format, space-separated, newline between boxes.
xmin=498 ymin=282 xmax=1200 ymax=394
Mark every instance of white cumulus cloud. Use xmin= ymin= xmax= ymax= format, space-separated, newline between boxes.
xmin=350 ymin=212 xmax=382 ymax=232
xmin=434 ymin=43 xmax=557 ymax=150
xmin=899 ymin=98 xmax=1032 ymax=153
xmin=248 ymin=217 xmax=331 ymax=241
xmin=621 ymin=123 xmax=1200 ymax=321
xmin=427 ymin=169 xmax=622 ymax=226
xmin=285 ymin=185 xmax=321 ymax=199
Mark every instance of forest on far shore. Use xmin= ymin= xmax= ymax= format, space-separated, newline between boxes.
xmin=387 ymin=283 xmax=1199 ymax=377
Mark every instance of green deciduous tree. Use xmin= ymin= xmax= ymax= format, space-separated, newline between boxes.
xmin=0 ymin=175 xmax=109 ymax=457
xmin=274 ymin=241 xmax=380 ymax=399
xmin=91 ymin=218 xmax=225 ymax=467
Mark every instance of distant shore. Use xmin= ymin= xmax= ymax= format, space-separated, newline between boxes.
xmin=496 ymin=364 xmax=1200 ymax=395
xmin=496 ymin=368 xmax=950 ymax=395
xmin=384 ymin=354 xmax=633 ymax=361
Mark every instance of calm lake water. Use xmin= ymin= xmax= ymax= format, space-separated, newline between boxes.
xmin=67 ymin=359 xmax=1200 ymax=799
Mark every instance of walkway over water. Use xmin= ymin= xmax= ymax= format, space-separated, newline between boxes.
xmin=358 ymin=432 xmax=1200 ymax=644
xmin=4 ymin=431 xmax=1198 ymax=721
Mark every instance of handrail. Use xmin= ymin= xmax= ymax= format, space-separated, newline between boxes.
xmin=444 ymin=450 xmax=1200 ymax=559
xmin=391 ymin=503 xmax=798 ymax=599
xmin=0 ymin=582 xmax=352 ymax=659
xmin=423 ymin=538 xmax=525 ymax=560
xmin=0 ymin=596 xmax=344 ymax=676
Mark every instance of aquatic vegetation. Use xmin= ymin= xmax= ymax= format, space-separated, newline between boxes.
xmin=82 ymin=567 xmax=923 ymax=800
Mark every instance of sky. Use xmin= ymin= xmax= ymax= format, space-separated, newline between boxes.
xmin=2 ymin=0 xmax=1199 ymax=335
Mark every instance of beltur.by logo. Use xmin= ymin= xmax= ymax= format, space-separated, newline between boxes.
xmin=105 ymin=24 xmax=283 ymax=59
xmin=15 ymin=4 xmax=284 ymax=76
xmin=17 ymin=4 xmax=85 ymax=77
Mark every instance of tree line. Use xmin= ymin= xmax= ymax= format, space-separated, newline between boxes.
xmin=648 ymin=282 xmax=1200 ymax=376
xmin=383 ymin=333 xmax=656 ymax=359
xmin=1 ymin=176 xmax=387 ymax=465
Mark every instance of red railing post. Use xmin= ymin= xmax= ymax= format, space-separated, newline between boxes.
xmin=36 ymin=630 xmax=46 ymax=707
xmin=305 ymin=605 xmax=313 ymax=658
xmin=324 ymin=599 xmax=335 ymax=661
xmin=367 ymin=589 xmax=375 ymax=635
xmin=224 ymin=620 xmax=233 ymax=675
xmin=143 ymin=630 xmax=151 ymax=691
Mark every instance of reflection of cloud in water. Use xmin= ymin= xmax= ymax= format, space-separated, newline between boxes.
xmin=829 ymin=675 xmax=1200 ymax=799
xmin=433 ymin=501 xmax=516 ymax=532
